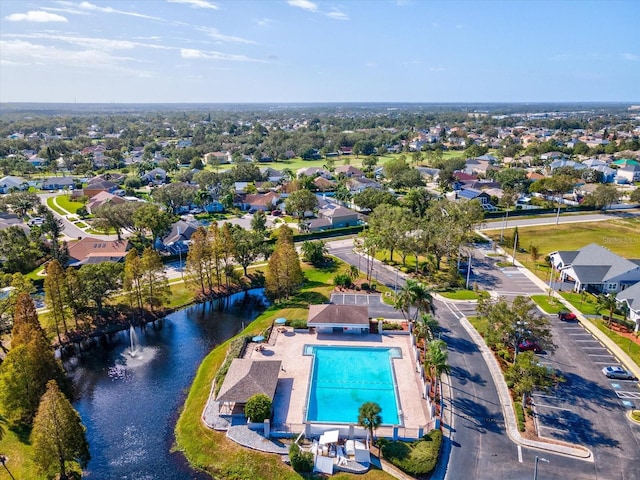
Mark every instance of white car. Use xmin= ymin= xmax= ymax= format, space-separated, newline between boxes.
xmin=602 ymin=366 xmax=636 ymax=380
xmin=28 ymin=217 xmax=44 ymax=226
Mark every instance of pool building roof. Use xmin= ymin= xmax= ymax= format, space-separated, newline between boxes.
xmin=307 ymin=304 xmax=369 ymax=328
xmin=216 ymin=359 xmax=281 ymax=404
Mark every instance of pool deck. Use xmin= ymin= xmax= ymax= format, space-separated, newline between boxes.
xmin=247 ymin=327 xmax=431 ymax=433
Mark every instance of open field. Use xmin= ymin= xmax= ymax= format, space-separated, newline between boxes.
xmin=486 ymin=220 xmax=640 ymax=278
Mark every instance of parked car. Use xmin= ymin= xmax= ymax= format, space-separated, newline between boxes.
xmin=28 ymin=217 xmax=44 ymax=226
xmin=602 ymin=366 xmax=636 ymax=380
xmin=518 ymin=339 xmax=542 ymax=353
xmin=271 ymin=210 xmax=282 ymax=216
xmin=558 ymin=311 xmax=577 ymax=321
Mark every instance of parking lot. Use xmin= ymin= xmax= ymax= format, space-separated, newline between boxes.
xmin=329 ymin=292 xmax=404 ymax=319
xmin=531 ymin=316 xmax=640 ymax=472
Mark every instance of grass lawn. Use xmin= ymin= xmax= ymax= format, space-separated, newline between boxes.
xmin=174 ymin=258 xmax=396 ymax=479
xmin=559 ymin=291 xmax=601 ymax=316
xmin=467 ymin=315 xmax=488 ymax=336
xmin=440 ymin=289 xmax=487 ymax=300
xmin=55 ymin=195 xmax=84 ymax=214
xmin=0 ymin=424 xmax=40 ymax=480
xmin=45 ymin=196 xmax=66 ymax=215
xmin=73 ymin=221 xmax=88 ymax=228
xmin=530 ymin=294 xmax=565 ymax=314
xmin=486 ymin=219 xmax=640 ymax=265
xmin=591 ymin=318 xmax=640 ymax=367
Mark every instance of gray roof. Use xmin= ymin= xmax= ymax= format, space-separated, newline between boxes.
xmin=617 ymin=282 xmax=640 ymax=311
xmin=163 ymin=220 xmax=199 ymax=245
xmin=562 ymin=243 xmax=640 ymax=283
xmin=307 ymin=304 xmax=369 ymax=326
xmin=553 ymin=250 xmax=579 ymax=266
xmin=216 ymin=359 xmax=281 ymax=403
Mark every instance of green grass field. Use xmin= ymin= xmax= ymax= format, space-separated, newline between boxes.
xmin=487 ymin=219 xmax=640 ymax=262
xmin=592 ymin=319 xmax=640 ymax=366
xmin=45 ymin=196 xmax=66 ymax=215
xmin=55 ymin=195 xmax=84 ymax=214
xmin=530 ymin=294 xmax=564 ymax=314
xmin=440 ymin=289 xmax=487 ymax=300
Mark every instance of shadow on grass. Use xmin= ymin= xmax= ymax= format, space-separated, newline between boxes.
xmin=9 ymin=423 xmax=32 ymax=444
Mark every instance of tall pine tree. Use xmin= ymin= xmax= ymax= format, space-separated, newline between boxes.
xmin=32 ymin=380 xmax=90 ymax=480
xmin=265 ymin=225 xmax=303 ymax=301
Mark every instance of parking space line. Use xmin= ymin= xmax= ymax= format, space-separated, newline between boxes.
xmin=534 ymin=403 xmax=573 ymax=411
xmin=532 ymin=393 xmax=557 ymax=399
xmin=594 ymin=361 xmax=620 ymax=365
xmin=575 ymin=339 xmax=599 ymax=342
xmin=587 ymin=354 xmax=615 ymax=357
xmin=518 ymin=445 xmax=522 ymax=463
xmin=538 ymin=424 xmax=572 ymax=434
xmin=568 ymin=333 xmax=592 ymax=336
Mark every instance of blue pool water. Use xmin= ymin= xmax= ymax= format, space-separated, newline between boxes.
xmin=305 ymin=345 xmax=401 ymax=425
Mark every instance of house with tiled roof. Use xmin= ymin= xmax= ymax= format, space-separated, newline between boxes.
xmin=334 ymin=165 xmax=364 ymax=178
xmin=550 ymin=243 xmax=640 ymax=294
xmin=0 ymin=176 xmax=28 ymax=194
xmin=305 ymin=204 xmax=360 ymax=232
xmin=67 ymin=237 xmax=130 ymax=266
xmin=238 ymin=192 xmax=280 ymax=211
xmin=86 ymin=191 xmax=127 ymax=213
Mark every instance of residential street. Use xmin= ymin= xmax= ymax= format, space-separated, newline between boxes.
xmin=325 ymin=237 xmax=638 ymax=479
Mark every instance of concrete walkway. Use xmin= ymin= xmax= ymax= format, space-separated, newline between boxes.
xmin=226 ymin=425 xmax=289 ymax=455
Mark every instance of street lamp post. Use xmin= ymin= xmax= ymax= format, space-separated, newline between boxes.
xmin=0 ymin=455 xmax=16 ymax=480
xmin=533 ymin=456 xmax=549 ymax=480
xmin=465 ymin=251 xmax=472 ymax=289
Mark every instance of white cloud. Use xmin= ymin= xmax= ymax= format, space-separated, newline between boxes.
xmin=180 ymin=48 xmax=264 ymax=63
xmin=5 ymin=33 xmax=170 ymax=52
xmin=197 ymin=27 xmax=257 ymax=44
xmin=326 ymin=10 xmax=349 ymax=21
xmin=254 ymin=18 xmax=274 ymax=27
xmin=5 ymin=10 xmax=68 ymax=22
xmin=287 ymin=0 xmax=318 ymax=12
xmin=622 ymin=52 xmax=638 ymax=61
xmin=74 ymin=1 xmax=165 ymax=21
xmin=365 ymin=61 xmax=377 ymax=68
xmin=429 ymin=66 xmax=445 ymax=72
xmin=0 ymin=39 xmax=141 ymax=72
xmin=42 ymin=6 xmax=92 ymax=16
xmin=167 ymin=0 xmax=218 ymax=9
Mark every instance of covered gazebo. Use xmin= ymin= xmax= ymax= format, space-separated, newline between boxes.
xmin=307 ymin=304 xmax=369 ymax=334
xmin=216 ymin=359 xmax=282 ymax=415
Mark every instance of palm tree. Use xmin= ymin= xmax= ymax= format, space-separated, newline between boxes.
xmin=347 ymin=265 xmax=359 ymax=282
xmin=413 ymin=314 xmax=438 ymax=359
xmin=597 ymin=293 xmax=618 ymax=327
xmin=395 ymin=280 xmax=433 ymax=322
xmin=358 ymin=402 xmax=382 ymax=447
xmin=424 ymin=339 xmax=449 ymax=398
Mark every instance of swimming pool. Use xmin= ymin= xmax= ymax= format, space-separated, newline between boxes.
xmin=305 ymin=345 xmax=402 ymax=425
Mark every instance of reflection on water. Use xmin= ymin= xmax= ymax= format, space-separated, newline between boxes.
xmin=64 ymin=290 xmax=267 ymax=479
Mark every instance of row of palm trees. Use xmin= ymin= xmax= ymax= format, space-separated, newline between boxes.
xmin=393 ymin=279 xmax=449 ymax=400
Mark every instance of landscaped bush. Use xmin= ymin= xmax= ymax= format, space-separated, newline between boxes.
xmin=290 ymin=319 xmax=307 ymax=329
xmin=382 ymin=322 xmax=404 ymax=331
xmin=514 ymin=401 xmax=525 ymax=431
xmin=333 ymin=273 xmax=353 ymax=288
xmin=289 ymin=443 xmax=313 ymax=473
xmin=380 ymin=429 xmax=442 ymax=476
xmin=244 ymin=393 xmax=272 ymax=422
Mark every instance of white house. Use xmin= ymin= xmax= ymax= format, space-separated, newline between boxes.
xmin=616 ymin=282 xmax=640 ymax=332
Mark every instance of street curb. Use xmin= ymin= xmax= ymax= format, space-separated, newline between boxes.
xmin=458 ymin=313 xmax=594 ymax=461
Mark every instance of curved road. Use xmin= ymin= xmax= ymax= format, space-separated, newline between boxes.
xmin=327 ymin=239 xmax=601 ymax=479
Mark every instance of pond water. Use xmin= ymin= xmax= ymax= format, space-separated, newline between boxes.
xmin=63 ymin=290 xmax=267 ymax=479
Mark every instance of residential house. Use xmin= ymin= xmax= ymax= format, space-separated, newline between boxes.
xmin=540 ymin=151 xmax=566 ymax=161
xmin=455 ymin=188 xmax=493 ymax=208
xmin=313 ymin=176 xmax=336 ymax=192
xmin=616 ymin=282 xmax=640 ymax=332
xmin=297 ymin=167 xmax=332 ymax=179
xmin=238 ymin=192 xmax=280 ymax=211
xmin=549 ymin=243 xmax=640 ymax=293
xmin=616 ymin=165 xmax=640 ymax=184
xmin=141 ymin=168 xmax=167 ymax=185
xmin=89 ymin=173 xmax=126 ymax=185
xmin=0 ymin=175 xmax=28 ymax=194
xmin=0 ymin=212 xmax=29 ymax=233
xmin=83 ymin=180 xmax=118 ymax=198
xmin=464 ymin=158 xmax=494 ymax=176
xmin=41 ymin=177 xmax=76 ymax=191
xmin=86 ymin=191 xmax=127 ymax=213
xmin=345 ymin=176 xmax=382 ymax=194
xmin=305 ymin=204 xmax=360 ymax=232
xmin=549 ymin=159 xmax=587 ymax=172
xmin=334 ymin=165 xmax=364 ymax=178
xmin=159 ymin=219 xmax=200 ymax=254
xmin=416 ymin=167 xmax=440 ymax=181
xmin=259 ymin=167 xmax=285 ymax=183
xmin=67 ymin=238 xmax=130 ymax=266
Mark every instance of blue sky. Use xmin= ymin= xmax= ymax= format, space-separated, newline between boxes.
xmin=0 ymin=0 xmax=638 ymax=103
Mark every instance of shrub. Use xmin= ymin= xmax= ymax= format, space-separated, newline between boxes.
xmin=290 ymin=319 xmax=308 ymax=329
xmin=514 ymin=402 xmax=525 ymax=431
xmin=381 ymin=429 xmax=442 ymax=476
xmin=333 ymin=273 xmax=353 ymax=288
xmin=289 ymin=443 xmax=313 ymax=473
xmin=382 ymin=322 xmax=404 ymax=331
xmin=361 ymin=282 xmax=370 ymax=291
xmin=244 ymin=393 xmax=272 ymax=423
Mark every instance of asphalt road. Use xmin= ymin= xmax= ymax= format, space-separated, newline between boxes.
xmin=326 ymin=238 xmax=638 ymax=479
xmin=481 ymin=209 xmax=639 ymax=231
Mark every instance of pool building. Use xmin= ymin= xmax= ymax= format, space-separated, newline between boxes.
xmin=210 ymin=303 xmax=436 ymax=472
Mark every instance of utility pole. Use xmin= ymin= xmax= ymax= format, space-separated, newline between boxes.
xmin=466 ymin=251 xmax=472 ymax=289
xmin=512 ymin=231 xmax=518 ymax=266
xmin=533 ymin=456 xmax=549 ymax=480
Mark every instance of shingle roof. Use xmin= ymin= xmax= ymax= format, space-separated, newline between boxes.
xmin=216 ymin=359 xmax=281 ymax=403
xmin=561 ymin=243 xmax=640 ymax=284
xmin=617 ymin=282 xmax=640 ymax=311
xmin=307 ymin=304 xmax=369 ymax=326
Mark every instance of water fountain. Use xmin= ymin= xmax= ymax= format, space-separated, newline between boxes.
xmin=129 ymin=325 xmax=139 ymax=357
